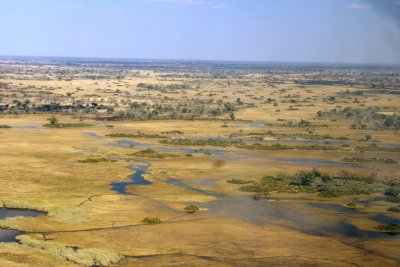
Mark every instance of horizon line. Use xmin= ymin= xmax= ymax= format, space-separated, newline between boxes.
xmin=1 ymin=54 xmax=400 ymax=67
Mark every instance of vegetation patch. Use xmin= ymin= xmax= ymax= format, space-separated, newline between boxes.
xmin=160 ymin=139 xmax=339 ymax=151
xmin=17 ymin=235 xmax=124 ymax=267
xmin=385 ymin=197 xmax=400 ymax=203
xmin=342 ymin=157 xmax=397 ymax=164
xmin=77 ymin=158 xmax=117 ymax=163
xmin=387 ymin=207 xmax=400 ymax=213
xmin=106 ymin=131 xmax=166 ymax=138
xmin=233 ymin=131 xmax=351 ymax=141
xmin=141 ymin=217 xmax=162 ymax=224
xmin=226 ymin=179 xmax=253 ymax=184
xmin=231 ymin=168 xmax=387 ymax=196
xmin=128 ymin=148 xmax=180 ymax=159
xmin=184 ymin=205 xmax=199 ymax=214
xmin=162 ymin=130 xmax=184 ymax=134
xmin=0 ymin=125 xmax=12 ymax=128
xmin=43 ymin=116 xmax=94 ymax=128
xmin=375 ymin=224 xmax=400 ymax=233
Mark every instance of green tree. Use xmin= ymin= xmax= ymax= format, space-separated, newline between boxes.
xmin=48 ymin=116 xmax=58 ymax=125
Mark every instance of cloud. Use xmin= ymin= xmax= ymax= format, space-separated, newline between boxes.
xmin=345 ymin=3 xmax=372 ymax=9
xmin=149 ymin=0 xmax=226 ymax=9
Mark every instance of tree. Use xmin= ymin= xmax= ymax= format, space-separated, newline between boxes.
xmin=339 ymin=170 xmax=353 ymax=186
xmin=48 ymin=116 xmax=58 ymax=125
xmin=295 ymin=171 xmax=314 ymax=186
xmin=385 ymin=185 xmax=400 ymax=197
xmin=184 ymin=205 xmax=199 ymax=214
xmin=311 ymin=167 xmax=321 ymax=177
xmin=321 ymin=174 xmax=333 ymax=189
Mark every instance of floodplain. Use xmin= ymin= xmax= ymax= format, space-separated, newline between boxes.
xmin=0 ymin=58 xmax=399 ymax=266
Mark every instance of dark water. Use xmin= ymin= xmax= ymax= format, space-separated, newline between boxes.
xmin=0 ymin=208 xmax=46 ymax=242
xmin=107 ymin=139 xmax=229 ymax=155
xmin=205 ymin=195 xmax=399 ymax=239
xmin=111 ymin=165 xmax=151 ymax=194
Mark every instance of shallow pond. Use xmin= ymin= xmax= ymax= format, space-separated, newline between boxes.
xmin=205 ymin=195 xmax=399 ymax=239
xmin=0 ymin=208 xmax=46 ymax=242
xmin=165 ymin=178 xmax=223 ymax=197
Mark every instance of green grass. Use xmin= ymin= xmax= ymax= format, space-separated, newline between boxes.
xmin=0 ymin=125 xmax=12 ymax=128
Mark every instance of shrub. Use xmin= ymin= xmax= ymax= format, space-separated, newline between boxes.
xmin=376 ymin=224 xmax=400 ymax=232
xmin=387 ymin=207 xmax=400 ymax=213
xmin=385 ymin=197 xmax=400 ymax=203
xmin=385 ymin=186 xmax=400 ymax=197
xmin=141 ymin=217 xmax=162 ymax=224
xmin=184 ymin=205 xmax=199 ymax=214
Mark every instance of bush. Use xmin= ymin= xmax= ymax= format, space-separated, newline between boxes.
xmin=387 ymin=207 xmax=400 ymax=213
xmin=385 ymin=197 xmax=400 ymax=203
xmin=184 ymin=205 xmax=199 ymax=214
xmin=141 ymin=217 xmax=162 ymax=224
xmin=385 ymin=186 xmax=400 ymax=197
xmin=376 ymin=224 xmax=400 ymax=232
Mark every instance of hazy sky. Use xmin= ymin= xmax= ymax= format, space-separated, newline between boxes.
xmin=0 ymin=0 xmax=399 ymax=64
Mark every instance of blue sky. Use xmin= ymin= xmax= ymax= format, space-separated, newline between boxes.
xmin=0 ymin=0 xmax=399 ymax=64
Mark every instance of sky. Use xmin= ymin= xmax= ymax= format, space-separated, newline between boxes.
xmin=0 ymin=0 xmax=399 ymax=64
